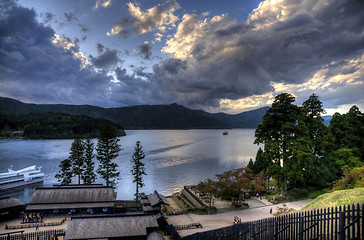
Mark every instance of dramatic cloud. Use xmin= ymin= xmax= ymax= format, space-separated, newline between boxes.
xmin=0 ymin=3 xmax=112 ymax=106
xmin=1 ymin=0 xmax=363 ymax=113
xmin=52 ymin=34 xmax=88 ymax=68
xmin=156 ymin=0 xmax=364 ymax=110
xmin=107 ymin=0 xmax=179 ymax=38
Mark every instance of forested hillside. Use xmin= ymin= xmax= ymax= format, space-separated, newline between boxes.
xmin=0 ymin=112 xmax=126 ymax=139
xmin=0 ymin=97 xmax=269 ymax=129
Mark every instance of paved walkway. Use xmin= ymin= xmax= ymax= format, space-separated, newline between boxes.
xmin=167 ymin=199 xmax=313 ymax=237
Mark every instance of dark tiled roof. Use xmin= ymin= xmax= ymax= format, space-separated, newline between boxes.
xmin=64 ymin=214 xmax=159 ymax=239
xmin=28 ymin=186 xmax=116 ymax=204
xmin=26 ymin=202 xmax=114 ymax=210
xmin=147 ymin=191 xmax=169 ymax=207
xmin=0 ymin=197 xmax=24 ymax=209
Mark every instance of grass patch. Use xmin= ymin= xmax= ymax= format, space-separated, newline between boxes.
xmin=302 ymin=188 xmax=364 ymax=210
xmin=288 ymin=187 xmax=326 ymax=201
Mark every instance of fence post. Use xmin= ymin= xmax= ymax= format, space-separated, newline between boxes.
xmin=339 ymin=211 xmax=345 ymax=240
xmin=299 ymin=215 xmax=304 ymax=240
xmin=274 ymin=220 xmax=278 ymax=240
xmin=251 ymin=223 xmax=256 ymax=240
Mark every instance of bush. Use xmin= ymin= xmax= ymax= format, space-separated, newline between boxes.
xmin=333 ymin=166 xmax=364 ymax=190
xmin=288 ymin=188 xmax=308 ymax=199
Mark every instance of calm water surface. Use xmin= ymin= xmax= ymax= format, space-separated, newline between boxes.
xmin=0 ymin=129 xmax=259 ymax=202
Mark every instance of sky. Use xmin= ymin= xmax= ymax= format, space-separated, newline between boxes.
xmin=0 ymin=0 xmax=363 ymax=115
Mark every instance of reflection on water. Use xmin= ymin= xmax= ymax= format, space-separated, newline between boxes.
xmin=0 ymin=129 xmax=259 ymax=202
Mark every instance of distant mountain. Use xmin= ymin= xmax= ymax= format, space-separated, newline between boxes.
xmin=208 ymin=107 xmax=271 ymax=128
xmin=0 ymin=97 xmax=268 ymax=129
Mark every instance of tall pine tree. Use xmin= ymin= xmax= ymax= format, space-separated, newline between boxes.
xmin=255 ymin=93 xmax=300 ymax=195
xmin=96 ymin=120 xmax=121 ymax=188
xmin=55 ymin=158 xmax=73 ymax=185
xmin=82 ymin=138 xmax=97 ymax=184
xmin=131 ymin=141 xmax=147 ymax=201
xmin=69 ymin=137 xmax=85 ymax=185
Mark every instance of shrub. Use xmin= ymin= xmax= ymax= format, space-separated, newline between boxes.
xmin=333 ymin=166 xmax=364 ymax=190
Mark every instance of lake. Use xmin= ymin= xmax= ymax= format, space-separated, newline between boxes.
xmin=0 ymin=129 xmax=259 ymax=202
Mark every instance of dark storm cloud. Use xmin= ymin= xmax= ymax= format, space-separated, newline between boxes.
xmin=89 ymin=47 xmax=120 ymax=70
xmin=137 ymin=43 xmax=152 ymax=60
xmin=156 ymin=0 xmax=364 ymax=109
xmin=0 ymin=3 xmax=112 ymax=106
xmin=1 ymin=0 xmax=363 ymax=111
xmin=110 ymin=66 xmax=171 ymax=106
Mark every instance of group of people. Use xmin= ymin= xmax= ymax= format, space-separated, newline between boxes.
xmin=21 ymin=212 xmax=43 ymax=224
xmin=233 ymin=216 xmax=241 ymax=224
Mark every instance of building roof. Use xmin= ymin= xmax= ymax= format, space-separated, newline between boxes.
xmin=64 ymin=214 xmax=159 ymax=240
xmin=28 ymin=186 xmax=116 ymax=204
xmin=26 ymin=185 xmax=116 ymax=210
xmin=148 ymin=191 xmax=169 ymax=207
xmin=0 ymin=197 xmax=24 ymax=209
xmin=26 ymin=202 xmax=114 ymax=210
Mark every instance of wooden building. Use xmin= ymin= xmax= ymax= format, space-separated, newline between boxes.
xmin=26 ymin=185 xmax=116 ymax=214
xmin=64 ymin=213 xmax=161 ymax=240
xmin=141 ymin=191 xmax=169 ymax=214
xmin=0 ymin=197 xmax=24 ymax=220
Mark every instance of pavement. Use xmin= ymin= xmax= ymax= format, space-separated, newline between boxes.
xmin=0 ymin=197 xmax=312 ymax=237
xmin=167 ymin=197 xmax=313 ymax=237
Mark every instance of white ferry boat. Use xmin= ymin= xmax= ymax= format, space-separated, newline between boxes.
xmin=0 ymin=165 xmax=44 ymax=191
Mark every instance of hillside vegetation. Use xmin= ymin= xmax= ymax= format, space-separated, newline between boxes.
xmin=302 ymin=188 xmax=364 ymax=210
xmin=0 ymin=112 xmax=126 ymax=139
xmin=0 ymin=96 xmax=269 ymax=129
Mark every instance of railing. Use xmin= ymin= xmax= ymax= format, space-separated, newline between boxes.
xmin=181 ymin=203 xmax=363 ymax=240
xmin=182 ymin=186 xmax=206 ymax=207
xmin=0 ymin=229 xmax=65 ymax=240
xmin=5 ymin=218 xmax=67 ymax=230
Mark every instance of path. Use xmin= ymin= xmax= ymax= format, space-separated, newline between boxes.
xmin=167 ymin=199 xmax=313 ymax=237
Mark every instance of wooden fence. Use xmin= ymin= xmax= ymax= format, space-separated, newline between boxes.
xmin=180 ymin=203 xmax=363 ymax=240
xmin=0 ymin=229 xmax=65 ymax=240
xmin=5 ymin=218 xmax=67 ymax=230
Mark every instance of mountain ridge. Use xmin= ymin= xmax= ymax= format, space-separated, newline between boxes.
xmin=0 ymin=96 xmax=268 ymax=129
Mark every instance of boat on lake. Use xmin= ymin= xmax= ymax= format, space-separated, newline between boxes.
xmin=223 ymin=130 xmax=229 ymax=135
xmin=0 ymin=165 xmax=44 ymax=191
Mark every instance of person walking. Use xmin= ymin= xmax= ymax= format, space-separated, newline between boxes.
xmin=36 ymin=222 xmax=39 ymax=231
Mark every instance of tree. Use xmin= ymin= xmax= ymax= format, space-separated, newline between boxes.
xmin=302 ymin=93 xmax=327 ymax=157
xmin=251 ymin=147 xmax=270 ymax=175
xmin=82 ymin=138 xmax=97 ymax=184
xmin=196 ymin=178 xmax=218 ymax=206
xmin=68 ymin=137 xmax=85 ymax=184
xmin=131 ymin=141 xmax=147 ymax=201
xmin=254 ymin=93 xmax=300 ymax=195
xmin=96 ymin=120 xmax=121 ymax=188
xmin=55 ymin=158 xmax=73 ymax=185
xmin=247 ymin=159 xmax=254 ymax=172
xmin=215 ymin=168 xmax=254 ymax=201
xmin=327 ymin=106 xmax=364 ymax=176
